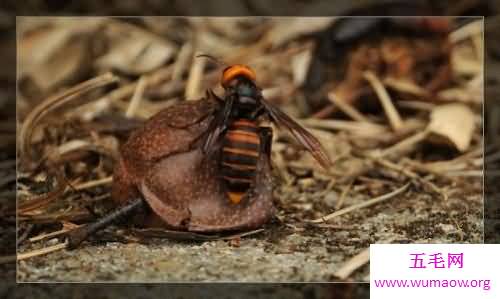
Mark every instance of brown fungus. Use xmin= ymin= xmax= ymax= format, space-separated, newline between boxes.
xmin=68 ymin=95 xmax=276 ymax=248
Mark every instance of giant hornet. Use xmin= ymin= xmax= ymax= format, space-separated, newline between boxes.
xmin=199 ymin=55 xmax=331 ymax=204
xmin=67 ymin=56 xmax=331 ymax=248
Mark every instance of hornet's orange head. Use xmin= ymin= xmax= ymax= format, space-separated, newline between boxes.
xmin=221 ymin=64 xmax=256 ymax=88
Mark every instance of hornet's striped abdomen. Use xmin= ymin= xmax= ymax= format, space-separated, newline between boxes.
xmin=221 ymin=118 xmax=260 ymax=204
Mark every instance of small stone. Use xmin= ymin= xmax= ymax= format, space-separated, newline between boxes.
xmin=438 ymin=223 xmax=456 ymax=234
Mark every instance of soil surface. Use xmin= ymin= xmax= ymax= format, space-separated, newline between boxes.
xmin=18 ymin=179 xmax=482 ymax=282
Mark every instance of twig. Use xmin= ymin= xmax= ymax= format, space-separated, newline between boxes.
xmin=18 ymin=209 xmax=91 ymax=224
xmin=335 ymin=180 xmax=353 ymax=210
xmin=67 ymin=198 xmax=145 ymax=249
xmin=328 ymin=92 xmax=372 ymax=123
xmin=301 ymin=118 xmax=388 ymax=136
xmin=400 ymin=158 xmax=455 ymax=177
xmin=401 ymin=147 xmax=482 ymax=177
xmin=374 ymin=158 xmax=447 ymax=200
xmin=376 ymin=129 xmax=430 ymax=158
xmin=125 ymin=76 xmax=147 ymax=118
xmin=220 ymin=228 xmax=265 ymax=240
xmin=89 ymin=65 xmax=175 ymax=110
xmin=383 ymin=77 xmax=428 ymax=97
xmin=334 ymin=248 xmax=370 ymax=280
xmin=313 ymin=104 xmax=336 ymax=119
xmin=82 ymin=32 xmax=268 ymax=112
xmin=1 ymin=242 xmax=69 ymax=264
xmin=397 ymin=100 xmax=435 ymax=111
xmin=16 ymin=242 xmax=68 ymax=262
xmin=172 ymin=42 xmax=194 ymax=80
xmin=185 ymin=52 xmax=207 ymax=100
xmin=292 ymin=48 xmax=313 ymax=86
xmin=29 ymin=226 xmax=78 ymax=243
xmin=308 ymin=183 xmax=410 ymax=224
xmin=364 ymin=71 xmax=403 ymax=131
xmin=73 ymin=176 xmax=113 ymax=191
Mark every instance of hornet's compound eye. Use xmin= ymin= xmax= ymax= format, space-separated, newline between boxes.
xmin=221 ymin=65 xmax=256 ymax=88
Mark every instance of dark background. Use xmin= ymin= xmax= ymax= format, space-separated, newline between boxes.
xmin=2 ymin=0 xmax=499 ymax=298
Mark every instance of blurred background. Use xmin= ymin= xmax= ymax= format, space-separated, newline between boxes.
xmin=14 ymin=15 xmax=484 ymax=283
xmin=0 ymin=0 xmax=499 ymax=297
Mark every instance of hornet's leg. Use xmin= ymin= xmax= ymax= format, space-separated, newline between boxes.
xmin=67 ymin=198 xmax=146 ymax=249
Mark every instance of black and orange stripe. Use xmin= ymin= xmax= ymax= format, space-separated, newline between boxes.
xmin=221 ymin=118 xmax=260 ymax=204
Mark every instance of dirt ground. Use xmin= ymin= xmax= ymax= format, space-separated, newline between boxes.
xmin=17 ymin=176 xmax=482 ymax=282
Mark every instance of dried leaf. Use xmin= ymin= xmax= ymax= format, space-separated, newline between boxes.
xmin=19 ymin=19 xmax=105 ymax=92
xmin=195 ymin=29 xmax=242 ymax=58
xmin=451 ymin=43 xmax=481 ymax=76
xmin=427 ymin=103 xmax=475 ymax=152
xmin=18 ymin=18 xmax=104 ymax=71
xmin=96 ymin=22 xmax=177 ymax=75
xmin=266 ymin=18 xmax=333 ymax=48
xmin=206 ymin=18 xmax=268 ymax=43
